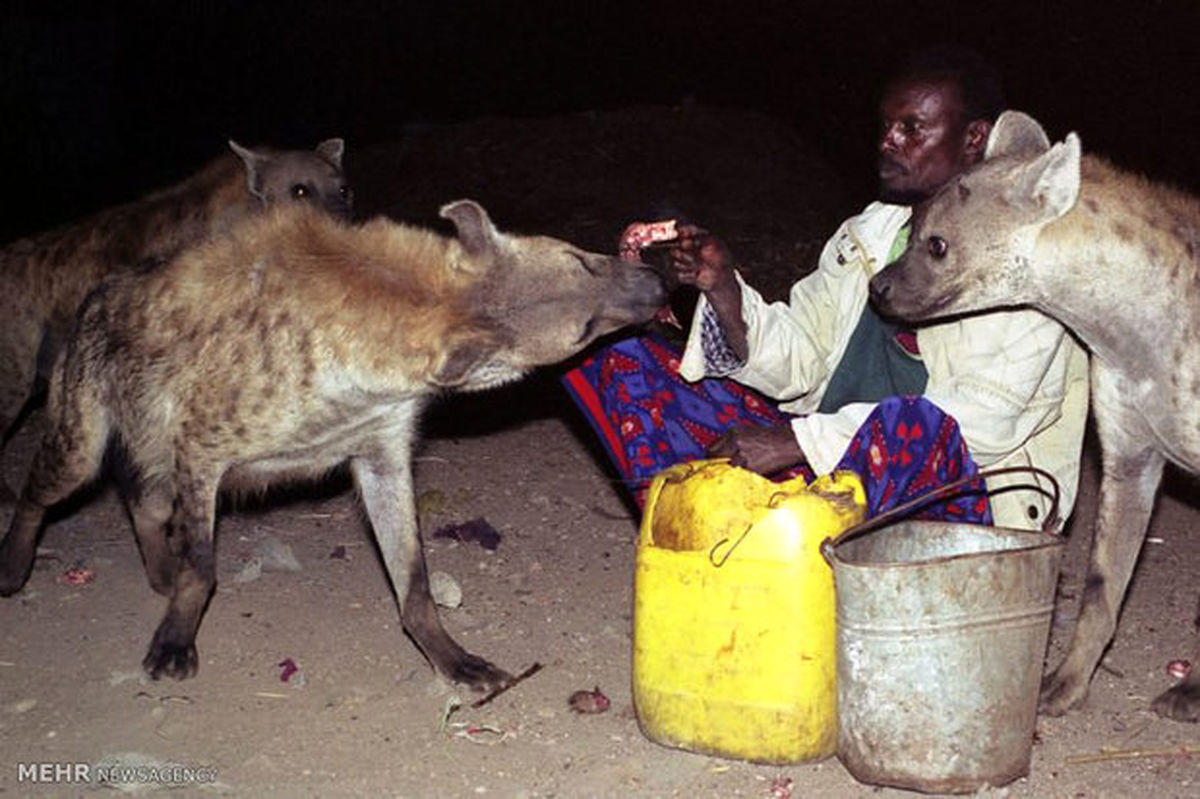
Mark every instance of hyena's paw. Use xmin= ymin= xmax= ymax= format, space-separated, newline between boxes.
xmin=447 ymin=652 xmax=513 ymax=694
xmin=143 ymin=625 xmax=200 ymax=680
xmin=0 ymin=537 xmax=36 ymax=597
xmin=1151 ymin=679 xmax=1200 ymax=723
xmin=1039 ymin=667 xmax=1090 ymax=716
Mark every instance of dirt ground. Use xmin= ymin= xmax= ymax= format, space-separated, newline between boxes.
xmin=0 ymin=106 xmax=1197 ymax=798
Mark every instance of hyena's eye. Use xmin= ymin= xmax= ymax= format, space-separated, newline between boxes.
xmin=290 ymin=183 xmax=310 ymax=199
xmin=338 ymin=185 xmax=352 ymax=199
xmin=927 ymin=235 xmax=949 ymax=259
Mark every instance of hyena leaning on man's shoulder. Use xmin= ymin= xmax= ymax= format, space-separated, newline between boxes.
xmin=0 ymin=199 xmax=665 ymax=691
xmin=0 ymin=138 xmax=352 ymax=497
xmin=870 ymin=110 xmax=1200 ymax=724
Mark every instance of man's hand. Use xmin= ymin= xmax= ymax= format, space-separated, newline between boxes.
xmin=670 ymin=224 xmax=748 ymax=359
xmin=670 ymin=224 xmax=736 ymax=292
xmin=707 ymin=424 xmax=805 ymax=475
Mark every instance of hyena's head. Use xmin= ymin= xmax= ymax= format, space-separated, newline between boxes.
xmin=432 ymin=199 xmax=666 ymax=391
xmin=229 ymin=138 xmax=353 ymax=221
xmin=870 ymin=111 xmax=1082 ymax=322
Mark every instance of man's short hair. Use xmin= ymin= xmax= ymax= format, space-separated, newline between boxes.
xmin=894 ymin=44 xmax=1006 ymax=124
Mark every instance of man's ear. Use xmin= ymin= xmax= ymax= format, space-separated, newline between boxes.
xmin=963 ymin=119 xmax=991 ymax=162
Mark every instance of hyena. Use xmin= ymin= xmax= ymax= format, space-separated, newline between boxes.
xmin=0 ymin=138 xmax=352 ymax=497
xmin=0 ymin=199 xmax=664 ymax=690
xmin=870 ymin=111 xmax=1199 ymax=722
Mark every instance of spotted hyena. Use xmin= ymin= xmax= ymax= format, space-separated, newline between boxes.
xmin=870 ymin=110 xmax=1199 ymax=722
xmin=0 ymin=138 xmax=352 ymax=497
xmin=0 ymin=199 xmax=664 ymax=691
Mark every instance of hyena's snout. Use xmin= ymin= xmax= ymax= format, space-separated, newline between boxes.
xmin=318 ymin=191 xmax=354 ymax=222
xmin=868 ymin=260 xmax=927 ymax=319
xmin=611 ymin=262 xmax=668 ymax=323
xmin=868 ymin=268 xmax=899 ymax=314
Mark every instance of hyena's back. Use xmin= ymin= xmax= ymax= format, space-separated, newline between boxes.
xmin=0 ymin=140 xmax=350 ymax=492
xmin=65 ymin=207 xmax=467 ymax=485
xmin=57 ymin=200 xmax=658 ymax=491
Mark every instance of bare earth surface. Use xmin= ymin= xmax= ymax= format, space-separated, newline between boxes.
xmin=1 ymin=106 xmax=1197 ymax=798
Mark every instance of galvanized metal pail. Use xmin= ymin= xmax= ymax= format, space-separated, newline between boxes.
xmin=822 ymin=467 xmax=1063 ymax=794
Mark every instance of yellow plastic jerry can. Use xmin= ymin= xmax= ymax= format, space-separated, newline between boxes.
xmin=633 ymin=459 xmax=865 ymax=764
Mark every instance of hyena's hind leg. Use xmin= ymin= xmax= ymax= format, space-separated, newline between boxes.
xmin=0 ymin=372 xmax=111 ymax=596
xmin=0 ymin=326 xmax=45 ymax=502
xmin=1040 ymin=419 xmax=1165 ymax=715
xmin=142 ymin=468 xmax=219 ymax=680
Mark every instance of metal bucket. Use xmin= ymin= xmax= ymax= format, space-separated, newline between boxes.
xmin=822 ymin=468 xmax=1064 ymax=794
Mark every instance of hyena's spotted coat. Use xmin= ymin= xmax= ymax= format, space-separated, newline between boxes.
xmin=0 ymin=199 xmax=664 ymax=691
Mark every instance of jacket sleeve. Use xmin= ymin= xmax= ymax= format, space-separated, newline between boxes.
xmin=791 ymin=402 xmax=876 ymax=474
xmin=677 ymin=203 xmax=910 ymax=471
xmin=679 ymin=253 xmax=881 ymax=475
xmin=678 ymin=223 xmax=868 ymax=402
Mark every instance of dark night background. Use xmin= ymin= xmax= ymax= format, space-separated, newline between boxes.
xmin=2 ymin=0 xmax=1196 ymax=241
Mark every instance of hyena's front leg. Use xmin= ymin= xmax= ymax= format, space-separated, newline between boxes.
xmin=125 ymin=480 xmax=183 ymax=596
xmin=142 ymin=472 xmax=218 ymax=680
xmin=1040 ymin=415 xmax=1164 ymax=715
xmin=350 ymin=451 xmax=512 ymax=692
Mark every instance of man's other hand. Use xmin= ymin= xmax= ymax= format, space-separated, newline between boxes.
xmin=707 ymin=424 xmax=805 ymax=474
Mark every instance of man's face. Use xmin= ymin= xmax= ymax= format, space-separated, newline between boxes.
xmin=877 ymin=76 xmax=985 ymax=205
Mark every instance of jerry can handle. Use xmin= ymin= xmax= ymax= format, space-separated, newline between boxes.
xmin=709 ymin=523 xmax=753 ymax=567
xmin=819 ymin=464 xmax=1061 ymax=565
xmin=709 ymin=486 xmax=821 ymax=566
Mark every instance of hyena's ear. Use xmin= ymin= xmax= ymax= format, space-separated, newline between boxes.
xmin=440 ymin=199 xmax=505 ymax=260
xmin=430 ymin=326 xmax=513 ymax=389
xmin=315 ymin=138 xmax=345 ymax=168
xmin=229 ymin=140 xmax=270 ymax=202
xmin=985 ymin=110 xmax=1051 ymax=160
xmin=1011 ymin=132 xmax=1082 ymax=222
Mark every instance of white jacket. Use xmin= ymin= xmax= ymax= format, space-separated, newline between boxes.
xmin=679 ymin=201 xmax=1090 ymax=531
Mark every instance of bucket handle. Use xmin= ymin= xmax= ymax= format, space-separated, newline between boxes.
xmin=819 ymin=464 xmax=1061 ymax=565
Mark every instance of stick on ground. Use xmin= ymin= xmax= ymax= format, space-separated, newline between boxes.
xmin=471 ymin=662 xmax=544 ymax=709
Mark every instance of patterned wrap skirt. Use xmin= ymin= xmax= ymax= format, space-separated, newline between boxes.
xmin=562 ymin=334 xmax=992 ymax=524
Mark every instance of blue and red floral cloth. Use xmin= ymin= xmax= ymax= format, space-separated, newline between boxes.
xmin=563 ymin=334 xmax=991 ymax=524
